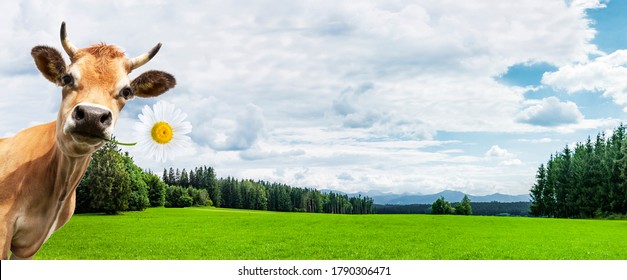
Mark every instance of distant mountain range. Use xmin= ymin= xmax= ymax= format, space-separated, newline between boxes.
xmin=320 ymin=189 xmax=531 ymax=205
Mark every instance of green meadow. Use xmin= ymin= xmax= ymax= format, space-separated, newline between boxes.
xmin=37 ymin=207 xmax=627 ymax=260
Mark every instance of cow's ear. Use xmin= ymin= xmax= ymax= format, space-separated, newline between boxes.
xmin=131 ymin=70 xmax=176 ymax=98
xmin=31 ymin=46 xmax=67 ymax=85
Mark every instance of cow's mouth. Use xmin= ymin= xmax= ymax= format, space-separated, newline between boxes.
xmin=70 ymin=131 xmax=107 ymax=146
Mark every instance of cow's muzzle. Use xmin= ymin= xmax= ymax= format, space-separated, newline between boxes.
xmin=67 ymin=104 xmax=113 ymax=144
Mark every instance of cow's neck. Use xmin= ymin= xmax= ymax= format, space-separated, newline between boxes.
xmin=38 ymin=121 xmax=92 ymax=204
xmin=3 ymin=121 xmax=93 ymax=259
xmin=49 ymin=145 xmax=91 ymax=203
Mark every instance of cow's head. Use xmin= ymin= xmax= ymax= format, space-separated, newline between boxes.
xmin=31 ymin=22 xmax=176 ymax=157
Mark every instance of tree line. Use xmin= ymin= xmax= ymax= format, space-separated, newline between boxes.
xmin=75 ymin=141 xmax=374 ymax=214
xmin=375 ymin=201 xmax=531 ymax=216
xmin=75 ymin=142 xmax=212 ymax=214
xmin=530 ymin=125 xmax=627 ymax=219
xmin=163 ymin=168 xmax=375 ymax=214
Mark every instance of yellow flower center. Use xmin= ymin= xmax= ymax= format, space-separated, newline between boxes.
xmin=151 ymin=122 xmax=173 ymax=144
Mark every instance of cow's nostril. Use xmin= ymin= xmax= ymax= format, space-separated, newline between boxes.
xmin=74 ymin=106 xmax=85 ymax=121
xmin=100 ymin=111 xmax=112 ymax=125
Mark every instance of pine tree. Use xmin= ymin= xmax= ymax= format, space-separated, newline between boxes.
xmin=175 ymin=168 xmax=181 ymax=185
xmin=574 ymin=138 xmax=601 ymax=217
xmin=530 ymin=164 xmax=547 ymax=216
xmin=168 ymin=168 xmax=175 ymax=186
xmin=180 ymin=168 xmax=189 ymax=187
xmin=553 ymin=146 xmax=573 ymax=218
xmin=232 ymin=180 xmax=243 ymax=209
xmin=544 ymin=154 xmax=557 ymax=217
xmin=189 ymin=170 xmax=196 ymax=188
xmin=162 ymin=169 xmax=169 ymax=185
xmin=606 ymin=125 xmax=625 ymax=214
xmin=204 ymin=166 xmax=220 ymax=208
xmin=616 ymin=127 xmax=627 ymax=214
xmin=594 ymin=133 xmax=610 ymax=214
xmin=571 ymin=143 xmax=587 ymax=217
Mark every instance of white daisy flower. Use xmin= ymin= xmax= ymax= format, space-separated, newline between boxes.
xmin=133 ymin=101 xmax=192 ymax=162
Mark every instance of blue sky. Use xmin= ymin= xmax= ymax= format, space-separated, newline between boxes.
xmin=1 ymin=0 xmax=626 ymax=195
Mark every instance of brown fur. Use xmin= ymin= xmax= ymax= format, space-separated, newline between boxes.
xmin=83 ymin=43 xmax=126 ymax=59
xmin=0 ymin=122 xmax=89 ymax=259
xmin=31 ymin=46 xmax=66 ymax=84
xmin=132 ymin=70 xmax=177 ymax=98
xmin=77 ymin=43 xmax=126 ymax=73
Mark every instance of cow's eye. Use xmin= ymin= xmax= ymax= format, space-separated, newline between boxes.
xmin=120 ymin=87 xmax=133 ymax=100
xmin=61 ymin=74 xmax=74 ymax=86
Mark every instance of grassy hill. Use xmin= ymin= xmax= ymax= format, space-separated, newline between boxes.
xmin=37 ymin=207 xmax=627 ymax=260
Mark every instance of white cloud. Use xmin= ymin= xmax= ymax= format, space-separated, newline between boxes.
xmin=485 ymin=145 xmax=514 ymax=158
xmin=210 ymin=104 xmax=266 ymax=151
xmin=569 ymin=0 xmax=606 ymax=10
xmin=337 ymin=172 xmax=355 ymax=181
xmin=517 ymin=137 xmax=556 ymax=144
xmin=485 ymin=145 xmax=524 ymax=167
xmin=501 ymin=159 xmax=523 ymax=166
xmin=239 ymin=147 xmax=305 ymax=161
xmin=516 ymin=97 xmax=584 ymax=126
xmin=542 ymin=50 xmax=627 ymax=109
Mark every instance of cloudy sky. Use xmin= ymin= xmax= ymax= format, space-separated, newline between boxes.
xmin=2 ymin=0 xmax=626 ymax=195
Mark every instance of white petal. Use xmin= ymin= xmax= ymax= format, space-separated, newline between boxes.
xmin=141 ymin=105 xmax=157 ymax=124
xmin=171 ymin=109 xmax=187 ymax=125
xmin=134 ymin=122 xmax=151 ymax=133
xmin=154 ymin=102 xmax=164 ymax=122
xmin=138 ymin=112 xmax=152 ymax=126
xmin=163 ymin=102 xmax=176 ymax=123
xmin=168 ymin=138 xmax=185 ymax=150
xmin=173 ymin=121 xmax=192 ymax=135
xmin=155 ymin=145 xmax=165 ymax=162
xmin=174 ymin=134 xmax=192 ymax=143
xmin=163 ymin=143 xmax=177 ymax=160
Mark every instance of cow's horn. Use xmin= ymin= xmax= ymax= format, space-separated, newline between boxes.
xmin=60 ymin=22 xmax=77 ymax=58
xmin=130 ymin=43 xmax=162 ymax=71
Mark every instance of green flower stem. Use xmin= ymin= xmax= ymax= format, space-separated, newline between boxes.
xmin=100 ymin=137 xmax=137 ymax=146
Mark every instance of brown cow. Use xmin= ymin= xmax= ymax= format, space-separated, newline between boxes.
xmin=0 ymin=22 xmax=176 ymax=259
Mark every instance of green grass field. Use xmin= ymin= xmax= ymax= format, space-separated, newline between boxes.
xmin=37 ymin=207 xmax=627 ymax=260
